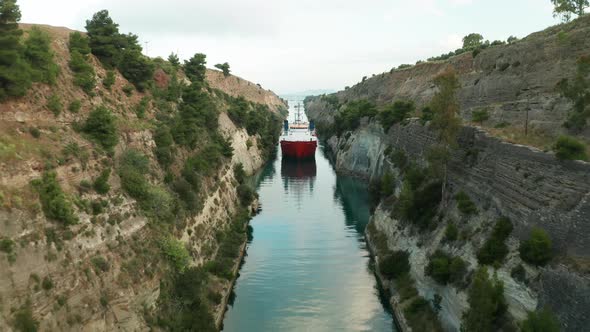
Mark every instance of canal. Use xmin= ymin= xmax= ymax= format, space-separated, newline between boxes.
xmin=222 ymin=100 xmax=395 ymax=331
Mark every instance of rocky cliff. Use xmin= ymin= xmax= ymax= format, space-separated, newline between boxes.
xmin=307 ymin=15 xmax=590 ymax=144
xmin=306 ymin=16 xmax=590 ymax=332
xmin=0 ymin=24 xmax=285 ymax=331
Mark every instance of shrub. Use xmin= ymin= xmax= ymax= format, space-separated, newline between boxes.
xmin=233 ymin=163 xmax=246 ymax=184
xmin=378 ymin=250 xmax=410 ymax=279
xmin=93 ymin=169 xmax=110 ymax=194
xmin=425 ymin=250 xmax=467 ymax=285
xmin=443 ymin=223 xmax=458 ymax=242
xmin=462 ymin=267 xmax=507 ymax=332
xmin=134 ymin=96 xmax=150 ymax=118
xmin=160 ymin=236 xmax=190 ymax=272
xmin=91 ymin=256 xmax=109 ymax=273
xmin=553 ymin=136 xmax=588 ymax=161
xmin=472 ymin=108 xmax=490 ymax=125
xmin=12 ymin=303 xmax=39 ymax=332
xmin=0 ymin=237 xmax=15 ymax=254
xmin=29 ymin=127 xmax=41 ymax=138
xmin=334 ymin=99 xmax=377 ymax=135
xmin=0 ymin=2 xmax=32 ymax=101
xmin=82 ymin=106 xmax=118 ymax=151
xmin=46 ymin=94 xmax=63 ymax=116
xmin=403 ymin=297 xmax=444 ymax=332
xmin=237 ymin=184 xmax=255 ymax=206
xmin=214 ymin=62 xmax=231 ymax=77
xmin=477 ymin=217 xmax=513 ymax=266
xmin=455 ymin=191 xmax=477 ymax=215
xmin=420 ymin=106 xmax=434 ymax=123
xmin=42 ymin=275 xmax=54 ymax=290
xmin=31 ymin=172 xmax=78 ymax=225
xmin=521 ymin=308 xmax=560 ymax=332
xmin=68 ymin=100 xmax=82 ymax=113
xmin=68 ymin=32 xmax=90 ymax=55
xmin=153 ymin=125 xmax=174 ymax=167
xmin=118 ymin=150 xmax=150 ymax=200
xmin=519 ymin=228 xmax=553 ymax=266
xmin=378 ymin=100 xmax=415 ymax=129
xmin=68 ymin=50 xmax=95 ymax=94
xmin=103 ymin=70 xmax=115 ymax=90
xmin=379 ymin=171 xmax=396 ymax=198
xmin=122 ymin=84 xmax=134 ymax=96
xmin=118 ymin=49 xmax=154 ymax=91
xmin=397 ymin=175 xmax=442 ymax=229
xmin=24 ymin=27 xmax=59 ymax=85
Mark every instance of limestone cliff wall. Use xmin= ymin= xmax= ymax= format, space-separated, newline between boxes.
xmin=317 ymin=119 xmax=590 ymax=331
xmin=0 ymin=24 xmax=281 ymax=331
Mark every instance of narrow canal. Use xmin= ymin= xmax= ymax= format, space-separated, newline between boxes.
xmin=222 ymin=100 xmax=395 ymax=331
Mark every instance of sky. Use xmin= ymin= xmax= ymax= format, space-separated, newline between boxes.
xmin=19 ymin=0 xmax=559 ymax=94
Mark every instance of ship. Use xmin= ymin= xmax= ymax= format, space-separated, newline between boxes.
xmin=280 ymin=103 xmax=317 ymax=159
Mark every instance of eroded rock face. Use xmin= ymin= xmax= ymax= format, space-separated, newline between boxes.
xmin=307 ymin=15 xmax=590 ymax=140
xmin=322 ymin=119 xmax=590 ymax=331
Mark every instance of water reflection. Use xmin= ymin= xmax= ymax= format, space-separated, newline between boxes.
xmin=281 ymin=158 xmax=317 ymax=206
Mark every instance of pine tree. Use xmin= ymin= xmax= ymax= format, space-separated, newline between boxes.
xmin=85 ymin=10 xmax=121 ymax=67
xmin=0 ymin=0 xmax=31 ymax=100
xmin=23 ymin=26 xmax=59 ymax=84
xmin=184 ymin=53 xmax=207 ymax=83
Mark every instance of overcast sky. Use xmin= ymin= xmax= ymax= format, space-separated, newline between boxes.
xmin=19 ymin=0 xmax=558 ymax=94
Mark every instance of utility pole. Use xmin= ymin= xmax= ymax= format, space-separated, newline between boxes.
xmin=144 ymin=41 xmax=150 ymax=57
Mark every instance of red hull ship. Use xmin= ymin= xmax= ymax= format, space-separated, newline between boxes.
xmin=280 ymin=103 xmax=317 ymax=159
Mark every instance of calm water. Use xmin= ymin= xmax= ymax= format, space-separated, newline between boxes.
xmin=222 ymin=102 xmax=394 ymax=331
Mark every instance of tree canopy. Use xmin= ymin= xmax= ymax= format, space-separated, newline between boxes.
xmin=551 ymin=0 xmax=589 ymax=21
xmin=214 ymin=62 xmax=231 ymax=77
xmin=462 ymin=33 xmax=484 ymax=50
xmin=184 ymin=53 xmax=207 ymax=83
xmin=0 ymin=0 xmax=31 ymax=100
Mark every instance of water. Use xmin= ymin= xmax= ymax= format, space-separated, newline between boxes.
xmin=222 ymin=101 xmax=395 ymax=331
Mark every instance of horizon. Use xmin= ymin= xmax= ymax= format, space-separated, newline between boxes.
xmin=19 ymin=0 xmax=559 ymax=95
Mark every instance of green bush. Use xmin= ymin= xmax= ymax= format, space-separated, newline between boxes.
xmin=103 ymin=70 xmax=115 ymax=90
xmin=521 ymin=308 xmax=560 ymax=332
xmin=511 ymin=264 xmax=527 ymax=284
xmin=396 ymin=172 xmax=442 ymax=229
xmin=42 ymin=275 xmax=53 ymax=290
xmin=553 ymin=136 xmax=588 ymax=161
xmin=214 ymin=62 xmax=231 ymax=77
xmin=334 ymin=99 xmax=377 ymax=135
xmin=184 ymin=53 xmax=207 ymax=83
xmin=68 ymin=50 xmax=95 ymax=94
xmin=68 ymin=99 xmax=82 ymax=113
xmin=403 ymin=296 xmax=444 ymax=332
xmin=12 ymin=302 xmax=39 ymax=332
xmin=0 ymin=237 xmax=15 ymax=254
xmin=455 ymin=191 xmax=478 ymax=215
xmin=519 ymin=228 xmax=553 ymax=266
xmin=237 ymin=184 xmax=255 ymax=206
xmin=378 ymin=250 xmax=410 ymax=279
xmin=24 ymin=27 xmax=59 ymax=84
xmin=118 ymin=49 xmax=154 ymax=91
xmin=462 ymin=267 xmax=507 ymax=332
xmin=233 ymin=163 xmax=246 ymax=184
xmin=425 ymin=250 xmax=467 ymax=285
xmin=160 ymin=236 xmax=190 ymax=272
xmin=0 ymin=1 xmax=32 ymax=101
xmin=122 ymin=84 xmax=134 ymax=96
xmin=477 ymin=217 xmax=513 ymax=266
xmin=443 ymin=223 xmax=458 ymax=242
xmin=46 ymin=94 xmax=63 ymax=116
xmin=156 ymin=267 xmax=215 ymax=332
xmin=472 ymin=108 xmax=490 ymax=125
xmin=68 ymin=32 xmax=90 ymax=55
xmin=134 ymin=96 xmax=150 ymax=118
xmin=31 ymin=172 xmax=78 ymax=225
xmin=420 ymin=106 xmax=434 ymax=123
xmin=82 ymin=106 xmax=118 ymax=151
xmin=378 ymin=100 xmax=415 ymax=129
xmin=118 ymin=150 xmax=150 ymax=200
xmin=91 ymin=256 xmax=109 ymax=273
xmin=153 ymin=125 xmax=174 ymax=167
xmin=29 ymin=127 xmax=41 ymax=138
